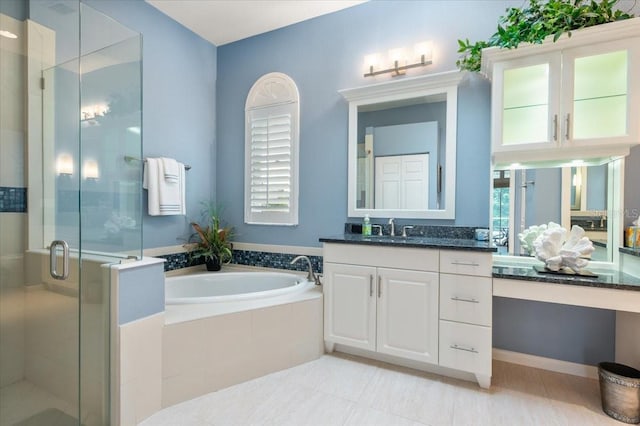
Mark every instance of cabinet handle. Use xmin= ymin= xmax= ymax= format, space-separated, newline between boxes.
xmin=451 ymin=296 xmax=479 ymax=304
xmin=369 ymin=275 xmax=373 ymax=297
xmin=553 ymin=114 xmax=558 ymax=141
xmin=565 ymin=113 xmax=571 ymax=140
xmin=378 ymin=275 xmax=382 ymax=298
xmin=450 ymin=344 xmax=478 ymax=354
xmin=450 ymin=261 xmax=480 ymax=267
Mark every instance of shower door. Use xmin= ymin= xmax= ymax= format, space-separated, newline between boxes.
xmin=0 ymin=2 xmax=142 ymax=425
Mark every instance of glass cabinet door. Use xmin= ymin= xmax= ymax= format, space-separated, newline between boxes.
xmin=492 ymin=53 xmax=562 ymax=152
xmin=562 ymin=39 xmax=640 ymax=145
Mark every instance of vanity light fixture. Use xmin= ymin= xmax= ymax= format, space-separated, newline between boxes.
xmin=364 ymin=41 xmax=433 ymax=78
xmin=56 ymin=153 xmax=74 ymax=176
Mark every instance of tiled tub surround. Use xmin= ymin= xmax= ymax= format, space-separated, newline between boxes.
xmin=158 ymin=249 xmax=323 ymax=274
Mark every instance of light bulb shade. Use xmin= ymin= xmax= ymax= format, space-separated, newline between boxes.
xmin=388 ymin=47 xmax=407 ymax=67
xmin=414 ymin=41 xmax=433 ymax=63
xmin=83 ymin=160 xmax=99 ymax=180
xmin=56 ymin=153 xmax=74 ymax=176
xmin=364 ymin=53 xmax=381 ymax=73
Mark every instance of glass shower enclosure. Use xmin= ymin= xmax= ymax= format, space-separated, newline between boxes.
xmin=0 ymin=1 xmax=142 ymax=425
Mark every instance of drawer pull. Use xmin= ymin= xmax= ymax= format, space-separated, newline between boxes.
xmin=378 ymin=275 xmax=382 ymax=298
xmin=451 ymin=261 xmax=480 ymax=267
xmin=450 ymin=344 xmax=478 ymax=354
xmin=451 ymin=296 xmax=479 ymax=304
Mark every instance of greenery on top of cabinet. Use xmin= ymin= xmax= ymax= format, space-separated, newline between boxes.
xmin=457 ymin=0 xmax=634 ymax=72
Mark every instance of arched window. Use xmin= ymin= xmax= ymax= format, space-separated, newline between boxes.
xmin=245 ymin=73 xmax=299 ymax=225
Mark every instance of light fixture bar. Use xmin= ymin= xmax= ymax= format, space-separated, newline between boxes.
xmin=364 ymin=55 xmax=432 ymax=77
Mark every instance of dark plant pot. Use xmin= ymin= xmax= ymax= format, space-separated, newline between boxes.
xmin=205 ymin=256 xmax=221 ymax=271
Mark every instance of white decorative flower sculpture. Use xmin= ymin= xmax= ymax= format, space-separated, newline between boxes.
xmin=532 ymin=224 xmax=595 ymax=273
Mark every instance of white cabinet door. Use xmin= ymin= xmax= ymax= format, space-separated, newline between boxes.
xmin=561 ymin=38 xmax=640 ymax=147
xmin=323 ymin=263 xmax=376 ymax=351
xmin=376 ymin=268 xmax=439 ymax=364
xmin=492 ymin=52 xmax=561 ymax=154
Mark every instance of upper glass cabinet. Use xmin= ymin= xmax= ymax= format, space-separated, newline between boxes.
xmin=340 ymin=71 xmax=464 ymax=219
xmin=483 ymin=18 xmax=640 ymax=168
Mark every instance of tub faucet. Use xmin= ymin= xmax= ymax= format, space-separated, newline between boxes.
xmin=388 ymin=218 xmax=396 ymax=236
xmin=291 ymin=255 xmax=321 ymax=285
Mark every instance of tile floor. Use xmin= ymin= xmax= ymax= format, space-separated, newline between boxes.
xmin=139 ymin=353 xmax=618 ymax=426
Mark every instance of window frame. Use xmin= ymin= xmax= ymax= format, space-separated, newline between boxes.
xmin=244 ymin=73 xmax=300 ymax=226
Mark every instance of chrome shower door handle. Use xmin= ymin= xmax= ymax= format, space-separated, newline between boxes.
xmin=49 ymin=240 xmax=70 ymax=280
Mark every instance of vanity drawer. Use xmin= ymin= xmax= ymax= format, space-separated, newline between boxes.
xmin=439 ymin=250 xmax=492 ymax=277
xmin=439 ymin=320 xmax=491 ymax=375
xmin=323 ymin=243 xmax=439 ymax=272
xmin=439 ymin=274 xmax=492 ymax=326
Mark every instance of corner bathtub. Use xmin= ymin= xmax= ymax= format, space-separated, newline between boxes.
xmin=161 ymin=269 xmax=324 ymax=407
xmin=165 ymin=271 xmax=314 ymax=304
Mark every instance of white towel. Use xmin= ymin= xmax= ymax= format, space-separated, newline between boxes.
xmin=161 ymin=157 xmax=180 ymax=183
xmin=143 ymin=157 xmax=186 ymax=216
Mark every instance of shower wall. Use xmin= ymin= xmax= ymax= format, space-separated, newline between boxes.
xmin=0 ymin=12 xmax=27 ymax=389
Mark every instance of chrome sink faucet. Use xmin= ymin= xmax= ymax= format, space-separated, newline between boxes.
xmin=388 ymin=218 xmax=396 ymax=237
xmin=291 ymin=255 xmax=321 ymax=285
xmin=372 ymin=224 xmax=383 ymax=236
xmin=402 ymin=225 xmax=414 ymax=238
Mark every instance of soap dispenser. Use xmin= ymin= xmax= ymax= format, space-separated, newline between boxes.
xmin=362 ymin=214 xmax=372 ymax=236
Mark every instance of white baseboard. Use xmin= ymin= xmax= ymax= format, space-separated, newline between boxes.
xmin=492 ymin=348 xmax=598 ymax=380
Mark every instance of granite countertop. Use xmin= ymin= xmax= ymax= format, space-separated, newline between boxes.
xmin=319 ymin=234 xmax=496 ymax=252
xmin=493 ymin=264 xmax=640 ymax=292
xmin=620 ymin=247 xmax=640 ymax=257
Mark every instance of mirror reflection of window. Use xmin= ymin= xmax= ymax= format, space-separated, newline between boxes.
xmin=493 ymin=170 xmax=510 ymax=255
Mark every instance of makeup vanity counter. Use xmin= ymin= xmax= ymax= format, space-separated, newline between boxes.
xmin=493 ymin=262 xmax=640 ymax=313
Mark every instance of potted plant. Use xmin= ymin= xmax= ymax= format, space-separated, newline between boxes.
xmin=188 ymin=203 xmax=234 ymax=271
xmin=457 ymin=0 xmax=634 ymax=72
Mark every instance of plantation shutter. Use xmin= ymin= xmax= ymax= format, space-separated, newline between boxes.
xmin=245 ymin=73 xmax=299 ymax=225
xmin=249 ymin=108 xmax=292 ymax=213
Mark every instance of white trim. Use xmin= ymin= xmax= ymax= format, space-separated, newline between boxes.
xmin=493 ymin=348 xmax=598 ymax=379
xmin=231 ymin=242 xmax=322 ymax=257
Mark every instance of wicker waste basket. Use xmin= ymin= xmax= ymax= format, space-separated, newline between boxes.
xmin=598 ymin=362 xmax=640 ymax=424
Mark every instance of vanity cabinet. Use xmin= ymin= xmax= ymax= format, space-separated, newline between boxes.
xmin=438 ymin=250 xmax=493 ymax=389
xmin=323 ymin=246 xmax=439 ymax=364
xmin=323 ymin=243 xmax=493 ymax=388
xmin=483 ymin=18 xmax=640 ymax=167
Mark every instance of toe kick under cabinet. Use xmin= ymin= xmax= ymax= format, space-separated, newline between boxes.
xmin=322 ymin=243 xmax=493 ymax=388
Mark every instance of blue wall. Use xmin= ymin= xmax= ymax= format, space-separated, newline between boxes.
xmin=0 ymin=0 xmax=27 ymax=20
xmin=82 ymin=0 xmax=217 ymax=249
xmin=216 ymin=0 xmax=512 ymax=247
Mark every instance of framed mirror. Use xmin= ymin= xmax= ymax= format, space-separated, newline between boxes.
xmin=340 ymin=71 xmax=465 ymax=219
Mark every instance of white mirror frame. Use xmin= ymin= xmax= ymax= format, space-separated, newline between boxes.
xmin=340 ymin=71 xmax=465 ymax=219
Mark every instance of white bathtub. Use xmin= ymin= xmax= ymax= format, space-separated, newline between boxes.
xmin=165 ymin=271 xmax=315 ymax=304
xmin=161 ymin=269 xmax=324 ymax=407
